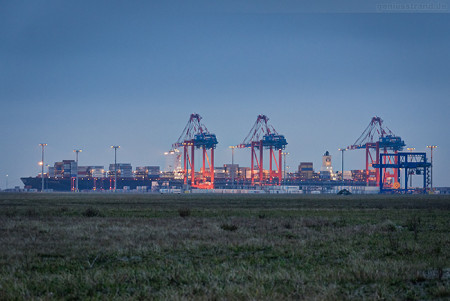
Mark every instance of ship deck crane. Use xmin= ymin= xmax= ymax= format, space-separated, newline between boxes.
xmin=347 ymin=116 xmax=405 ymax=187
xmin=173 ymin=113 xmax=218 ymax=189
xmin=236 ymin=115 xmax=287 ymax=186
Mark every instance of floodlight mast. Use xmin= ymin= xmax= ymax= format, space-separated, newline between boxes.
xmin=111 ymin=146 xmax=120 ymax=191
xmin=406 ymin=148 xmax=415 ymax=188
xmin=282 ymin=152 xmax=289 ymax=185
xmin=427 ymin=145 xmax=437 ymax=190
xmin=39 ymin=143 xmax=47 ymax=192
xmin=229 ymin=146 xmax=237 ymax=188
xmin=338 ymin=148 xmax=347 ymax=184
xmin=73 ymin=149 xmax=82 ymax=191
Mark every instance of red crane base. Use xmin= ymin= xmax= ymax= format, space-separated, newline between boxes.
xmin=183 ymin=142 xmax=215 ymax=189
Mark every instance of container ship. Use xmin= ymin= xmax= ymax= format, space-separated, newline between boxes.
xmin=20 ymin=175 xmax=174 ymax=191
xmin=21 ymin=154 xmax=370 ymax=192
xmin=21 ymin=160 xmax=184 ymax=191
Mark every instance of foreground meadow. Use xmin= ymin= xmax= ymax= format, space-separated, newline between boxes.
xmin=0 ymin=193 xmax=449 ymax=300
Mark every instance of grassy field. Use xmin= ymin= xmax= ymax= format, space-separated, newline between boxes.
xmin=0 ymin=193 xmax=449 ymax=300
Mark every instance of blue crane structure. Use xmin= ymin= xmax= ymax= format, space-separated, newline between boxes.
xmin=373 ymin=152 xmax=431 ymax=193
xmin=347 ymin=117 xmax=405 ymax=187
xmin=237 ymin=115 xmax=287 ymax=186
xmin=173 ymin=113 xmax=218 ymax=189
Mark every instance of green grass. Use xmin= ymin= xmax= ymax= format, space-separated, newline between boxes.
xmin=0 ymin=193 xmax=449 ymax=300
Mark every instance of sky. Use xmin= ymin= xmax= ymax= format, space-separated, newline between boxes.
xmin=1 ymin=0 xmax=449 ymax=188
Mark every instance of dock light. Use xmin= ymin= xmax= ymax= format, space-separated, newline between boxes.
xmin=111 ymin=146 xmax=120 ymax=191
xmin=39 ymin=143 xmax=47 ymax=192
xmin=427 ymin=145 xmax=437 ymax=190
xmin=229 ymin=146 xmax=237 ymax=188
xmin=338 ymin=148 xmax=347 ymax=183
xmin=282 ymin=152 xmax=289 ymax=185
xmin=406 ymin=148 xmax=416 ymax=187
xmin=73 ymin=149 xmax=82 ymax=192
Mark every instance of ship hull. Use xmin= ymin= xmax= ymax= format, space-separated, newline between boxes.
xmin=21 ymin=176 xmax=183 ymax=191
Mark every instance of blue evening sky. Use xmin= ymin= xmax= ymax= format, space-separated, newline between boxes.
xmin=1 ymin=0 xmax=449 ymax=188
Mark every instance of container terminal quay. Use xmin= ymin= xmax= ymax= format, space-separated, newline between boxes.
xmin=19 ymin=115 xmax=442 ymax=194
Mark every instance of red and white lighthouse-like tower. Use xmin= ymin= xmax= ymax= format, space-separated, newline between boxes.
xmin=172 ymin=113 xmax=218 ymax=189
xmin=236 ymin=115 xmax=287 ymax=186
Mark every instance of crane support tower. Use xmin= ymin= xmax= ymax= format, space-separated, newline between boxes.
xmin=172 ymin=113 xmax=218 ymax=189
xmin=373 ymin=152 xmax=430 ymax=194
xmin=347 ymin=117 xmax=405 ymax=187
xmin=236 ymin=115 xmax=287 ymax=186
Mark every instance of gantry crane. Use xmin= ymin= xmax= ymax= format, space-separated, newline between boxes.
xmin=172 ymin=113 xmax=218 ymax=189
xmin=347 ymin=116 xmax=405 ymax=186
xmin=373 ymin=152 xmax=431 ymax=193
xmin=236 ymin=115 xmax=287 ymax=186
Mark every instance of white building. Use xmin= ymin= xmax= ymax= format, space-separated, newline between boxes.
xmin=320 ymin=151 xmax=335 ymax=180
xmin=164 ymin=149 xmax=181 ymax=172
